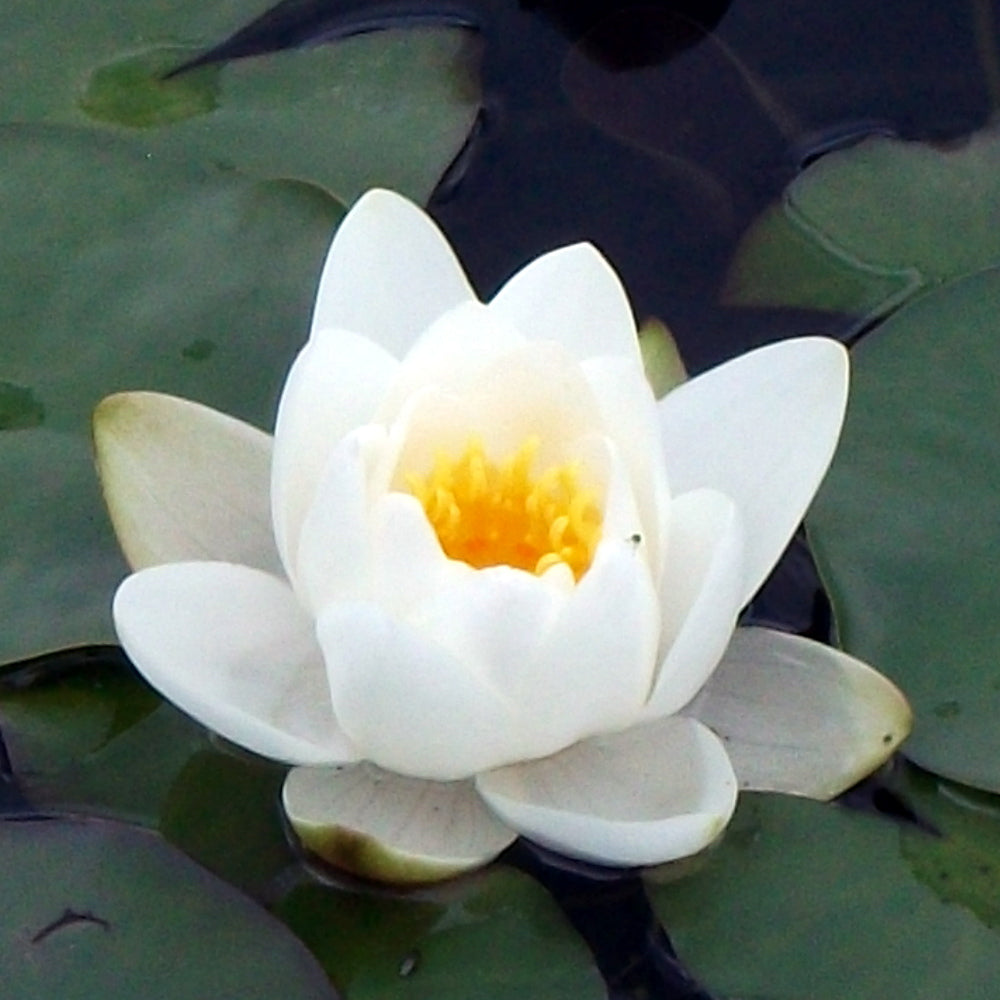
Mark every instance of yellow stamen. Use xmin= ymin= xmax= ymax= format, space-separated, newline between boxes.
xmin=405 ymin=436 xmax=602 ymax=580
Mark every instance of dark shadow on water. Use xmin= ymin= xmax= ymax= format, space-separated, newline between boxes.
xmin=504 ymin=838 xmax=722 ymax=1000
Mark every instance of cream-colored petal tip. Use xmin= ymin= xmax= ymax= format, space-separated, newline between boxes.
xmin=687 ymin=627 xmax=912 ymax=800
xmin=93 ymin=391 xmax=278 ymax=573
xmin=283 ymin=764 xmax=516 ymax=885
xmin=476 ymin=718 xmax=738 ymax=868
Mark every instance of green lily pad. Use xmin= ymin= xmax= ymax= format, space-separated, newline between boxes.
xmin=806 ymin=268 xmax=1000 ymax=790
xmin=900 ymin=767 xmax=1000 ymax=930
xmin=279 ymin=867 xmax=604 ymax=1000
xmin=2 ymin=0 xmax=480 ymax=204
xmin=653 ymin=791 xmax=1000 ymax=999
xmin=0 ymin=124 xmax=344 ymax=664
xmin=160 ymin=748 xmax=293 ymax=895
xmin=724 ymin=125 xmax=1000 ymax=322
xmin=0 ymin=649 xmax=294 ymax=891
xmin=0 ymin=816 xmax=336 ymax=999
xmin=0 ymin=649 xmax=159 ymax=785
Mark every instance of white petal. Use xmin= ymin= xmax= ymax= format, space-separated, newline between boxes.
xmin=113 ymin=562 xmax=356 ymax=765
xmin=317 ymin=602 xmax=523 ymax=780
xmin=293 ymin=427 xmax=386 ymax=612
xmin=310 ymin=189 xmax=476 ymax=356
xmin=387 ymin=339 xmax=606 ymax=481
xmin=658 ymin=337 xmax=848 ymax=607
xmin=684 ymin=627 xmax=913 ymax=799
xmin=511 ymin=541 xmax=659 ymax=747
xmin=581 ymin=356 xmax=672 ymax=581
xmin=489 ymin=243 xmax=641 ymax=363
xmin=283 ymin=763 xmax=515 ymax=884
xmin=369 ymin=491 xmax=461 ymax=619
xmin=476 ymin=716 xmax=737 ymax=867
xmin=374 ymin=301 xmax=528 ymax=422
xmin=271 ymin=328 xmax=397 ymax=574
xmin=643 ymin=489 xmax=744 ymax=717
xmin=94 ymin=392 xmax=280 ymax=575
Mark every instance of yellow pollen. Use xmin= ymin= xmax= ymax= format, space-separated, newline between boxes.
xmin=405 ymin=436 xmax=602 ymax=580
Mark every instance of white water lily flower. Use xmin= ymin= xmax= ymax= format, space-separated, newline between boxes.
xmin=98 ymin=190 xmax=911 ymax=883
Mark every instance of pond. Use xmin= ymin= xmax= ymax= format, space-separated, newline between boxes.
xmin=3 ymin=1 xmax=1000 ymax=997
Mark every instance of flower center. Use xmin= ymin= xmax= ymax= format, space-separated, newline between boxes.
xmin=405 ymin=436 xmax=602 ymax=580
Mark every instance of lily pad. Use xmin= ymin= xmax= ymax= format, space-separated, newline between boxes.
xmin=725 ymin=125 xmax=1000 ymax=322
xmin=807 ymin=268 xmax=1000 ymax=790
xmin=0 ymin=124 xmax=343 ymax=664
xmin=900 ymin=767 xmax=1000 ymax=931
xmin=0 ymin=816 xmax=336 ymax=999
xmin=279 ymin=866 xmax=604 ymax=1000
xmin=0 ymin=648 xmax=158 ymax=787
xmin=1 ymin=0 xmax=480 ymax=204
xmin=160 ymin=748 xmax=293 ymax=894
xmin=653 ymin=791 xmax=1000 ymax=999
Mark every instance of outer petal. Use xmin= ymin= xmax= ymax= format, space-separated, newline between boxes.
xmin=657 ymin=337 xmax=848 ymax=607
xmin=113 ymin=562 xmax=356 ymax=765
xmin=94 ymin=392 xmax=281 ymax=576
xmin=683 ymin=627 xmax=913 ymax=799
xmin=475 ymin=716 xmax=737 ymax=867
xmin=271 ymin=328 xmax=397 ymax=574
xmin=317 ymin=602 xmax=523 ymax=781
xmin=310 ymin=189 xmax=476 ymax=356
xmin=489 ymin=243 xmax=641 ymax=362
xmin=643 ymin=489 xmax=744 ymax=718
xmin=283 ymin=763 xmax=515 ymax=884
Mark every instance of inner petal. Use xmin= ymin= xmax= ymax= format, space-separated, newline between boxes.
xmin=404 ymin=435 xmax=603 ymax=581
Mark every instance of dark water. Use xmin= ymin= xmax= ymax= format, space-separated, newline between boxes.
xmin=35 ymin=2 xmax=999 ymax=997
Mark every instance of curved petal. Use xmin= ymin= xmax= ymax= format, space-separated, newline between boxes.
xmin=373 ymin=301 xmax=526 ymax=423
xmin=113 ymin=562 xmax=355 ymax=765
xmin=386 ymin=339 xmax=607 ymax=482
xmin=489 ymin=243 xmax=641 ymax=363
xmin=318 ymin=602 xmax=524 ymax=781
xmin=643 ymin=489 xmax=744 ymax=718
xmin=658 ymin=337 xmax=848 ymax=607
xmin=94 ymin=392 xmax=281 ymax=576
xmin=271 ymin=328 xmax=397 ymax=573
xmin=513 ymin=541 xmax=659 ymax=746
xmin=581 ymin=356 xmax=672 ymax=582
xmin=475 ymin=716 xmax=737 ymax=867
xmin=684 ymin=627 xmax=912 ymax=799
xmin=283 ymin=762 xmax=515 ymax=884
xmin=310 ymin=189 xmax=476 ymax=356
xmin=293 ymin=426 xmax=388 ymax=612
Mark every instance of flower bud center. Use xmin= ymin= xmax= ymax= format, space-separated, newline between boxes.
xmin=405 ymin=436 xmax=602 ymax=580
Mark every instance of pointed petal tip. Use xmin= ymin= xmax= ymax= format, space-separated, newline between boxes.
xmin=311 ymin=187 xmax=475 ymax=356
xmin=93 ymin=391 xmax=279 ymax=573
xmin=489 ymin=240 xmax=640 ymax=362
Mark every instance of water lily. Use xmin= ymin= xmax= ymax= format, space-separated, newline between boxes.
xmin=96 ymin=190 xmax=910 ymax=883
